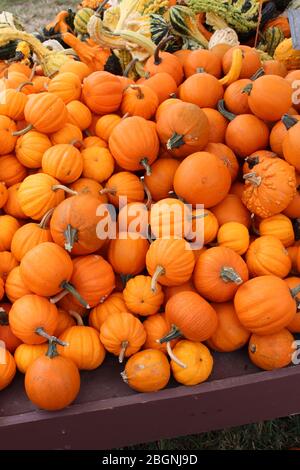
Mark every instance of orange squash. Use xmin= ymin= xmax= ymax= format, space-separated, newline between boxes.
xmin=248 ymin=329 xmax=295 ymax=370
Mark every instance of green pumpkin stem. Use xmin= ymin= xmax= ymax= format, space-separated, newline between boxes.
xmin=151 ymin=265 xmax=165 ymax=292
xmin=242 ymin=83 xmax=253 ymax=95
xmin=12 ymin=123 xmax=33 ymax=136
xmin=129 ymin=84 xmax=144 ymax=99
xmin=140 ymin=158 xmax=152 ymax=176
xmin=60 ymin=281 xmax=90 ymax=309
xmin=220 ymin=266 xmax=243 ymax=285
xmin=154 ymin=35 xmax=174 ymax=65
xmin=119 ymin=340 xmax=129 ymax=363
xmin=282 ymin=114 xmax=299 ymax=130
xmin=291 ymin=284 xmax=300 ymax=298
xmin=217 ymin=99 xmax=236 ymax=122
xmin=64 ymin=224 xmax=78 ymax=253
xmin=35 ymin=327 xmax=68 ymax=347
xmin=243 ymin=172 xmax=262 ymax=186
xmin=159 ymin=325 xmax=182 ymax=344
xmin=250 ymin=68 xmax=265 ymax=80
xmin=167 ymin=132 xmax=185 ymax=150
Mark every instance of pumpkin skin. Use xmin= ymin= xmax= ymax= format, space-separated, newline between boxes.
xmin=155 ymin=98 xmax=181 ymax=121
xmin=0 ymin=154 xmax=27 ymax=187
xmin=18 ymin=173 xmax=65 ymax=220
xmin=60 ymin=60 xmax=91 ymax=80
xmin=207 ymin=302 xmax=250 ymax=352
xmin=89 ymin=292 xmax=127 ymax=331
xmin=118 ymin=202 xmax=149 ymax=234
xmin=58 ymin=322 xmax=106 ymax=370
xmin=121 ymin=349 xmax=170 ymax=392
xmin=170 ymin=340 xmax=213 ymax=386
xmin=242 ymin=157 xmax=296 ymax=218
xmin=143 ymin=72 xmax=177 ymax=104
xmin=11 ymin=210 xmax=53 ymax=261
xmin=284 ymin=173 xmax=300 ymax=219
xmin=204 ymin=143 xmax=238 ymax=182
xmin=109 ymin=116 xmax=159 ymax=174
xmin=25 ymin=342 xmax=80 ymax=411
xmin=217 ymin=222 xmax=250 ymax=255
xmin=234 ymin=275 xmax=297 ymax=335
xmin=193 ymin=247 xmax=249 ymax=303
xmin=50 ymin=194 xmax=107 ymax=255
xmin=23 ymin=92 xmax=68 ymax=134
xmin=42 ymin=144 xmax=83 ymax=184
xmin=123 ymin=275 xmax=164 ymax=316
xmin=108 ymin=234 xmax=149 ymax=276
xmin=270 ymin=116 xmax=300 ymax=158
xmin=15 ymin=130 xmax=52 ymax=168
xmin=223 ymin=79 xmax=252 ymax=115
xmin=246 ymin=236 xmax=291 ymax=278
xmin=156 ymin=102 xmax=209 ymax=158
xmin=14 ymin=343 xmax=48 ymax=374
xmin=285 ymin=277 xmax=300 ymax=333
xmin=102 ymin=171 xmax=145 ymax=207
xmin=0 ymin=251 xmax=19 ymax=279
xmin=0 ymin=116 xmax=17 ymax=155
xmin=0 ymin=215 xmax=20 ymax=251
xmin=222 ymin=46 xmax=261 ymax=79
xmin=259 ymin=214 xmax=295 ymax=247
xmin=282 ymin=121 xmax=300 ymax=172
xmin=144 ymin=159 xmax=179 ymax=201
xmin=9 ymin=295 xmax=58 ymax=344
xmin=189 ymin=208 xmax=219 ymax=245
xmin=184 ymin=49 xmax=222 ymax=78
xmin=242 ymin=150 xmax=277 ymax=174
xmin=263 ymin=60 xmax=287 ymax=77
xmin=100 ymin=311 xmax=146 ymax=360
xmin=48 ymin=72 xmax=82 ymax=104
xmin=95 ymin=114 xmax=121 ymax=141
xmin=287 ymin=246 xmax=300 ymax=274
xmin=5 ymin=266 xmax=32 ymax=303
xmin=145 ymin=50 xmax=183 ymax=86
xmin=0 ymin=306 xmax=22 ymax=353
xmin=247 ymin=75 xmax=292 ymax=122
xmin=143 ymin=313 xmax=177 ymax=353
xmin=248 ymin=329 xmax=295 ymax=371
xmin=173 ymin=151 xmax=231 ymax=207
xmin=150 ymin=198 xmax=191 ymax=239
xmin=66 ymin=100 xmax=92 ymax=131
xmin=81 ymin=146 xmax=114 ymax=182
xmin=20 ymin=242 xmax=73 ymax=297
xmin=146 ymin=238 xmax=195 ymax=288
xmin=179 ymin=72 xmax=224 ymax=108
xmin=54 ymin=309 xmax=76 ymax=337
xmin=202 ymin=108 xmax=228 ymax=144
xmin=0 ymin=182 xmax=8 ymax=208
xmin=225 ymin=114 xmax=270 ymax=158
xmin=69 ymin=177 xmax=108 ymax=204
xmin=50 ymin=123 xmax=83 ymax=146
xmin=69 ymin=255 xmax=115 ymax=308
xmin=165 ymin=291 xmax=218 ymax=342
xmin=82 ymin=71 xmax=123 ymax=114
xmin=0 ymin=86 xmax=28 ymax=121
xmin=121 ymin=85 xmax=159 ymax=119
xmin=58 ymin=294 xmax=87 ymax=318
xmin=0 ymin=349 xmax=16 ymax=391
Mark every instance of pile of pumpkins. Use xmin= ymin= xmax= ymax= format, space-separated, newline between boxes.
xmin=0 ymin=23 xmax=300 ymax=412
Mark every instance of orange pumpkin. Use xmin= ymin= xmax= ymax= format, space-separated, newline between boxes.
xmin=270 ymin=115 xmax=300 ymax=158
xmin=0 ymin=215 xmax=20 ymax=251
xmin=284 ymin=173 xmax=300 ymax=219
xmin=53 ymin=309 xmax=76 ymax=337
xmin=0 ymin=348 xmax=16 ymax=391
xmin=170 ymin=340 xmax=213 ymax=386
xmin=222 ymin=46 xmax=261 ymax=79
xmin=285 ymin=277 xmax=300 ymax=333
xmin=5 ymin=266 xmax=32 ymax=303
xmin=50 ymin=123 xmax=83 ymax=146
xmin=184 ymin=49 xmax=222 ymax=78
xmin=248 ymin=329 xmax=295 ymax=370
xmin=0 ymin=251 xmax=19 ymax=279
xmin=89 ymin=292 xmax=127 ymax=331
xmin=205 ymin=142 xmax=238 ymax=182
xmin=48 ymin=72 xmax=82 ymax=104
xmin=217 ymin=222 xmax=250 ymax=255
xmin=123 ymin=275 xmax=164 ymax=316
xmin=81 ymin=146 xmax=114 ymax=182
xmin=223 ymin=79 xmax=252 ymax=115
xmin=246 ymin=236 xmax=291 ymax=278
xmin=143 ymin=72 xmax=177 ymax=104
xmin=282 ymin=121 xmax=300 ymax=172
xmin=144 ymin=158 xmax=179 ymax=201
xmin=145 ymin=40 xmax=183 ymax=85
xmin=14 ymin=343 xmax=48 ymax=374
xmin=179 ymin=72 xmax=224 ymax=108
xmin=66 ymin=100 xmax=92 ymax=130
xmin=42 ymin=143 xmax=83 ymax=184
xmin=0 ymin=305 xmax=22 ymax=353
xmin=143 ymin=313 xmax=177 ymax=353
xmin=0 ymin=154 xmax=27 ymax=187
xmin=101 ymin=171 xmax=144 ymax=207
xmin=108 ymin=233 xmax=149 ymax=276
xmin=82 ymin=71 xmax=123 ymax=114
xmin=15 ymin=130 xmax=52 ymax=168
xmin=259 ymin=214 xmax=295 ymax=247
xmin=121 ymin=84 xmax=159 ymax=119
xmin=21 ymin=92 xmax=68 ymax=134
xmin=95 ymin=114 xmax=121 ymax=141
xmin=202 ymin=108 xmax=228 ymax=144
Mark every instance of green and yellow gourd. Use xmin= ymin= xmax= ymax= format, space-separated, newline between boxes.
xmin=0 ymin=11 xmax=24 ymax=60
xmin=169 ymin=5 xmax=209 ymax=49
xmin=258 ymin=27 xmax=285 ymax=57
xmin=74 ymin=8 xmax=95 ymax=35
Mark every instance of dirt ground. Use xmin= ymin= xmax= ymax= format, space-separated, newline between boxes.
xmin=0 ymin=0 xmax=78 ymax=32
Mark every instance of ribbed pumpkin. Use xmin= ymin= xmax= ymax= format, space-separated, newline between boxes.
xmin=0 ymin=154 xmax=27 ymax=187
xmin=0 ymin=182 xmax=8 ymax=209
xmin=223 ymin=79 xmax=252 ymax=115
xmin=15 ymin=130 xmax=52 ymax=168
xmin=121 ymin=85 xmax=159 ymax=119
xmin=0 ymin=116 xmax=17 ymax=155
xmin=179 ymin=72 xmax=224 ymax=108
xmin=143 ymin=72 xmax=177 ymax=104
xmin=5 ymin=266 xmax=32 ymax=303
xmin=144 ymin=159 xmax=179 ymax=201
xmin=66 ymin=100 xmax=92 ymax=130
xmin=101 ymin=171 xmax=145 ymax=207
xmin=69 ymin=177 xmax=108 ymax=203
xmin=14 ymin=343 xmax=48 ymax=374
xmin=145 ymin=41 xmax=183 ymax=85
xmin=248 ymin=329 xmax=295 ymax=371
xmin=193 ymin=247 xmax=249 ymax=303
xmin=48 ymin=72 xmax=82 ymax=104
xmin=95 ymin=114 xmax=121 ymax=141
xmin=0 ymin=349 xmax=16 ymax=391
xmin=50 ymin=123 xmax=83 ymax=146
xmin=184 ymin=49 xmax=222 ymax=78
xmin=259 ymin=214 xmax=295 ymax=247
xmin=282 ymin=121 xmax=300 ymax=172
xmin=217 ymin=222 xmax=250 ymax=255
xmin=89 ymin=293 xmax=127 ymax=331
xmin=0 ymin=305 xmax=22 ymax=353
xmin=81 ymin=146 xmax=115 ymax=182
xmin=123 ymin=275 xmax=164 ymax=316
xmin=143 ymin=313 xmax=176 ymax=353
xmin=150 ymin=198 xmax=191 ymax=239
xmin=53 ymin=309 xmax=76 ymax=337
xmin=0 ymin=215 xmax=20 ymax=251
xmin=21 ymin=92 xmax=68 ymax=134
xmin=42 ymin=143 xmax=83 ymax=184
xmin=246 ymin=236 xmax=291 ymax=278
xmin=82 ymin=71 xmax=123 ymax=114
xmin=0 ymin=251 xmax=18 ymax=279
xmin=108 ymin=233 xmax=149 ymax=276
xmin=170 ymin=340 xmax=213 ymax=386
xmin=0 ymin=84 xmax=28 ymax=121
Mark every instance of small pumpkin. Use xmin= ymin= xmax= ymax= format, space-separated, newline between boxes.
xmin=82 ymin=71 xmax=123 ymax=114
xmin=0 ymin=83 xmax=29 ymax=121
xmin=121 ymin=85 xmax=159 ymax=120
xmin=283 ymin=173 xmax=300 ymax=219
xmin=89 ymin=292 xmax=127 ymax=331
xmin=144 ymin=158 xmax=179 ymax=202
xmin=143 ymin=313 xmax=177 ymax=353
xmin=0 ymin=182 xmax=8 ymax=209
xmin=0 ymin=348 xmax=16 ymax=391
xmin=202 ymin=108 xmax=228 ymax=144
xmin=5 ymin=265 xmax=32 ymax=303
xmin=108 ymin=233 xmax=149 ymax=276
xmin=0 ymin=306 xmax=22 ymax=353
xmin=223 ymin=79 xmax=252 ymax=115
xmin=204 ymin=143 xmax=238 ymax=182
xmin=50 ymin=123 xmax=83 ymax=146
xmin=0 ymin=116 xmax=17 ymax=155
xmin=66 ymin=100 xmax=92 ymax=130
xmin=259 ymin=214 xmax=295 ymax=247
xmin=246 ymin=236 xmax=291 ymax=278
xmin=145 ymin=39 xmax=183 ymax=86
xmin=69 ymin=177 xmax=108 ymax=203
xmin=184 ymin=49 xmax=222 ymax=78
xmin=101 ymin=171 xmax=145 ymax=207
xmin=285 ymin=277 xmax=300 ymax=333
xmin=263 ymin=60 xmax=287 ymax=77
xmin=143 ymin=72 xmax=177 ymax=105
xmin=48 ymin=72 xmax=82 ymax=104
xmin=270 ymin=115 xmax=300 ymax=158
xmin=42 ymin=143 xmax=83 ymax=184
xmin=282 ymin=121 xmax=300 ymax=172
xmin=222 ymin=46 xmax=261 ymax=79
xmin=53 ymin=309 xmax=76 ymax=338
xmin=248 ymin=329 xmax=295 ymax=371
xmin=95 ymin=114 xmax=121 ymax=141
xmin=123 ymin=275 xmax=164 ymax=316
xmin=15 ymin=130 xmax=52 ymax=169
xmin=0 ymin=251 xmax=18 ymax=280
xmin=81 ymin=146 xmax=114 ymax=182
xmin=0 ymin=154 xmax=27 ymax=187
xmin=189 ymin=208 xmax=219 ymax=245
xmin=170 ymin=340 xmax=213 ymax=386
xmin=14 ymin=343 xmax=48 ymax=374
xmin=150 ymin=198 xmax=191 ymax=239
xmin=217 ymin=222 xmax=250 ymax=255
xmin=0 ymin=215 xmax=20 ymax=251
xmin=179 ymin=72 xmax=224 ymax=109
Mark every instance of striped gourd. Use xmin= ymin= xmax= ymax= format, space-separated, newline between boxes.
xmin=169 ymin=5 xmax=208 ymax=48
xmin=74 ymin=8 xmax=95 ymax=35
xmin=150 ymin=14 xmax=170 ymax=45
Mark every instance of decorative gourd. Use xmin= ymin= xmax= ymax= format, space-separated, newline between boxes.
xmin=146 ymin=238 xmax=195 ymax=290
xmin=5 ymin=266 xmax=32 ymax=303
xmin=25 ymin=339 xmax=80 ymax=411
xmin=211 ymin=194 xmax=252 ymax=228
xmin=66 ymin=100 xmax=92 ymax=130
xmin=222 ymin=45 xmax=261 ymax=79
xmin=248 ymin=329 xmax=295 ymax=370
xmin=184 ymin=49 xmax=222 ymax=78
xmin=234 ymin=275 xmax=299 ymax=335
xmin=82 ymin=71 xmax=123 ymax=114
xmin=207 ymin=301 xmax=250 ymax=352
xmin=169 ymin=5 xmax=209 ymax=49
xmin=193 ymin=246 xmax=249 ymax=303
xmin=121 ymin=349 xmax=170 ymax=392
xmin=11 ymin=209 xmax=53 ymax=261
xmin=15 ymin=130 xmax=52 ymax=169
xmin=204 ymin=143 xmax=239 ymax=182
xmin=100 ymin=311 xmax=146 ymax=362
xmin=170 ymin=340 xmax=213 ymax=386
xmin=0 ymin=306 xmax=22 ymax=353
xmin=89 ymin=292 xmax=127 ymax=331
xmin=0 ymin=154 xmax=27 ymax=187
xmin=81 ymin=146 xmax=115 ymax=182
xmin=282 ymin=121 xmax=300 ymax=172
xmin=9 ymin=294 xmax=58 ymax=344
xmin=50 ymin=194 xmax=107 ymax=255
xmin=74 ymin=7 xmax=95 ymax=35
xmin=242 ymin=157 xmax=296 ymax=218
xmin=259 ymin=214 xmax=295 ymax=247
xmin=0 ymin=348 xmax=16 ymax=391
xmin=246 ymin=236 xmax=291 ymax=278
xmin=121 ymin=85 xmax=159 ymax=119
xmin=217 ymin=222 xmax=250 ymax=255
xmin=144 ymin=159 xmax=179 ymax=202
xmin=264 ymin=16 xmax=290 ymax=38
xmin=101 ymin=171 xmax=145 ymax=207
xmin=95 ymin=114 xmax=121 ymax=141
xmin=142 ymin=72 xmax=177 ymax=105
xmin=173 ymin=151 xmax=231 ymax=207
xmin=285 ymin=277 xmax=300 ymax=333
xmin=109 ymin=116 xmax=159 ymax=175
xmin=179 ymin=72 xmax=224 ymax=109
xmin=42 ymin=143 xmax=83 ymax=184
xmin=263 ymin=60 xmax=287 ymax=77
xmin=274 ymin=38 xmax=300 ymax=70
xmin=156 ymin=102 xmax=209 ymax=158
xmin=144 ymin=37 xmax=183 ymax=86
xmin=50 ymin=123 xmax=83 ymax=146
xmin=202 ymin=108 xmax=228 ymax=145
xmin=123 ymin=275 xmax=164 ymax=316
xmin=108 ymin=233 xmax=149 ymax=276
xmin=14 ymin=343 xmax=48 ymax=374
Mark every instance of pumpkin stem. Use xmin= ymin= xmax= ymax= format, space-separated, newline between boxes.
xmin=217 ymin=99 xmax=236 ymax=122
xmin=50 ymin=289 xmax=69 ymax=304
xmin=243 ymin=172 xmax=262 ymax=186
xmin=0 ymin=308 xmax=8 ymax=325
xmin=154 ymin=35 xmax=174 ymax=65
xmin=245 ymin=156 xmax=260 ymax=170
xmin=123 ymin=58 xmax=138 ymax=77
xmin=167 ymin=132 xmax=185 ymax=150
xmin=61 ymin=281 xmax=90 ymax=309
xmin=120 ymin=370 xmax=128 ymax=383
xmin=99 ymin=187 xmax=117 ymax=195
xmin=35 ymin=327 xmax=68 ymax=347
xmin=12 ymin=123 xmax=33 ymax=136
xmin=64 ymin=224 xmax=78 ymax=253
xmin=196 ymin=67 xmax=205 ymax=73
xmin=249 ymin=343 xmax=256 ymax=354
xmin=166 ymin=341 xmax=187 ymax=369
xmin=143 ymin=181 xmax=152 ymax=209
xmin=151 ymin=265 xmax=165 ymax=292
xmin=140 ymin=158 xmax=152 ymax=176
xmin=69 ymin=139 xmax=83 ymax=147
xmin=120 ymin=274 xmax=134 ymax=286
xmin=169 ymin=92 xmax=177 ymax=98
xmin=119 ymin=340 xmax=128 ymax=363
xmin=250 ymin=68 xmax=265 ymax=80
xmin=16 ymin=81 xmax=33 ymax=92
xmin=282 ymin=114 xmax=298 ymax=130
xmin=129 ymin=84 xmax=144 ymax=99
xmin=159 ymin=324 xmax=182 ymax=344
xmin=39 ymin=208 xmax=54 ymax=229
xmin=52 ymin=184 xmax=78 ymax=196
xmin=190 ymin=212 xmax=209 ymax=220
xmin=242 ymin=83 xmax=253 ymax=95
xmin=220 ymin=266 xmax=243 ymax=285
xmin=69 ymin=310 xmax=84 ymax=326
xmin=291 ymin=284 xmax=300 ymax=298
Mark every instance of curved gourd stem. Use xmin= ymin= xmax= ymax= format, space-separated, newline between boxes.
xmin=16 ymin=81 xmax=33 ymax=92
xmin=52 ymin=184 xmax=78 ymax=196
xmin=151 ymin=265 xmax=165 ymax=292
xmin=143 ymin=181 xmax=152 ymax=209
xmin=39 ymin=208 xmax=54 ymax=229
xmin=282 ymin=114 xmax=299 ymax=130
xmin=13 ymin=123 xmax=33 ymax=136
xmin=158 ymin=324 xmax=182 ymax=344
xmin=64 ymin=224 xmax=78 ymax=253
xmin=153 ymin=35 xmax=174 ymax=65
xmin=167 ymin=132 xmax=185 ymax=150
xmin=140 ymin=158 xmax=151 ymax=176
xmin=69 ymin=310 xmax=84 ymax=326
xmin=119 ymin=340 xmax=128 ymax=363
xmin=166 ymin=341 xmax=187 ymax=369
xmin=95 ymin=0 xmax=110 ymax=14
xmin=123 ymin=58 xmax=138 ymax=77
xmin=220 ymin=266 xmax=243 ymax=285
xmin=217 ymin=99 xmax=236 ymax=122
xmin=60 ymin=281 xmax=90 ymax=309
xmin=35 ymin=327 xmax=68 ymax=347
xmin=99 ymin=187 xmax=117 ymax=195
xmin=243 ymin=172 xmax=262 ymax=186
xmin=50 ymin=289 xmax=68 ymax=304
